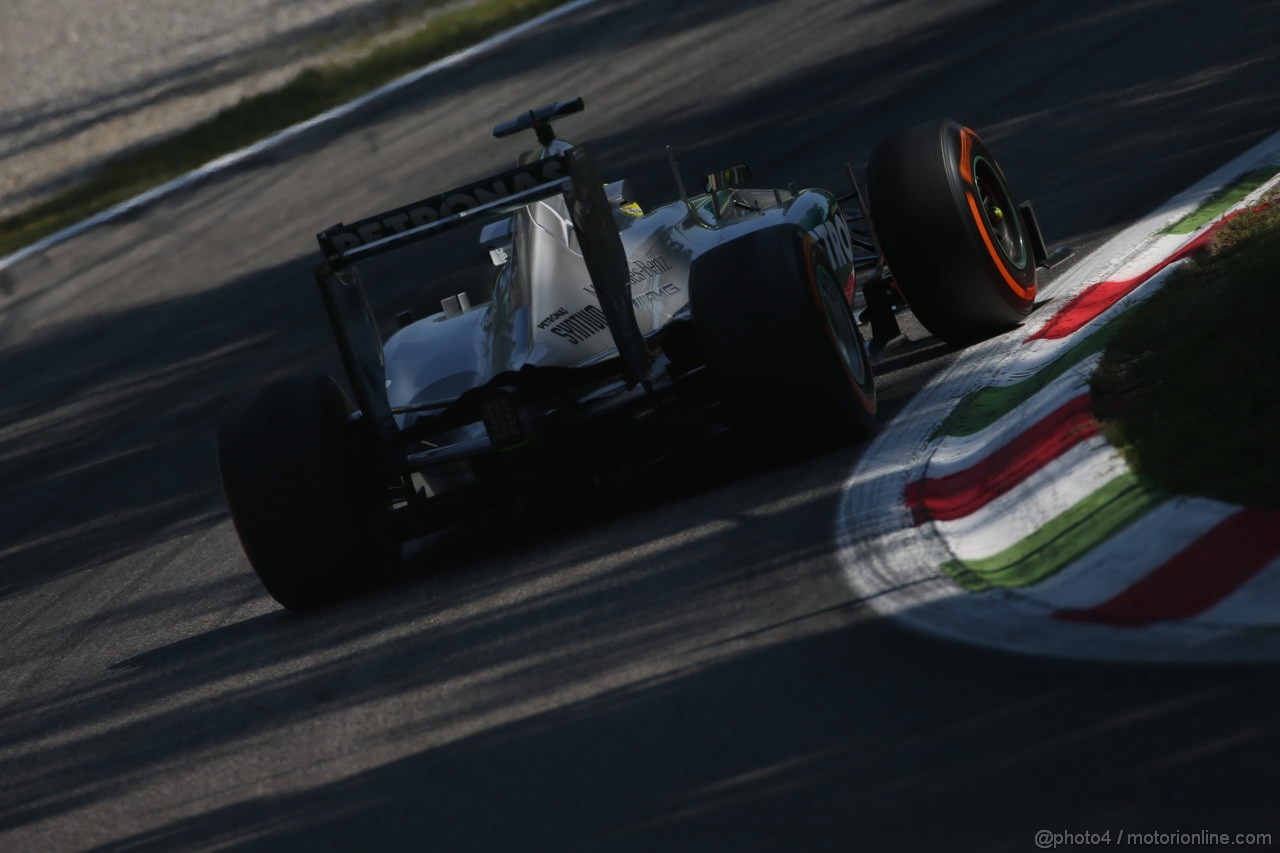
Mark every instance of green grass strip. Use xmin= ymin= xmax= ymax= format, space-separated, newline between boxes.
xmin=940 ymin=472 xmax=1165 ymax=592
xmin=1161 ymin=166 xmax=1280 ymax=235
xmin=932 ymin=318 xmax=1120 ymax=439
xmin=0 ymin=0 xmax=571 ymax=258
xmin=1094 ymin=195 xmax=1280 ymax=507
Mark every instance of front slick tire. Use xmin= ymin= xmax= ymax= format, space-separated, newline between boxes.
xmin=216 ymin=374 xmax=398 ymax=611
xmin=690 ymin=224 xmax=876 ymax=448
xmin=867 ymin=120 xmax=1037 ymax=346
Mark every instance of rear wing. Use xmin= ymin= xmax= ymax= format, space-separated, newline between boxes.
xmin=317 ymin=155 xmax=569 ymax=264
xmin=313 ymin=145 xmax=650 ymax=471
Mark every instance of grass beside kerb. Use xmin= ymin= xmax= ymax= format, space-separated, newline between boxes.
xmin=1092 ymin=188 xmax=1280 ymax=508
xmin=0 ymin=0 xmax=570 ymax=258
xmin=1160 ymin=166 xmax=1279 ymax=235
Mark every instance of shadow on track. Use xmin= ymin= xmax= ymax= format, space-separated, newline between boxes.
xmin=4 ymin=432 xmax=1278 ymax=849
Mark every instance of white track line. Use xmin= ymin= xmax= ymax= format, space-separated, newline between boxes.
xmin=1029 ymin=129 xmax=1280 ymax=317
xmin=0 ymin=0 xmax=603 ymax=275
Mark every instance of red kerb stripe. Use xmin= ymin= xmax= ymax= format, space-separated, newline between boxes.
xmin=1025 ymin=209 xmax=1267 ymax=342
xmin=904 ymin=394 xmax=1099 ymax=525
xmin=1056 ymin=507 xmax=1280 ymax=627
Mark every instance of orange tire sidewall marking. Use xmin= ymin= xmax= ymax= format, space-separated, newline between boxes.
xmin=958 ymin=128 xmax=1036 ymax=303
xmin=803 ymin=235 xmax=875 ymax=414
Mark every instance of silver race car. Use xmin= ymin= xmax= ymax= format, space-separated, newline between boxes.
xmin=217 ymin=98 xmax=1066 ymax=609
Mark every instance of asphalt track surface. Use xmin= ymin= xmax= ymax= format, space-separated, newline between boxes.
xmin=2 ymin=1 xmax=1279 ymax=849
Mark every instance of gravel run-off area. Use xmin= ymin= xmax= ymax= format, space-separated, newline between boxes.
xmin=0 ymin=0 xmax=473 ymax=219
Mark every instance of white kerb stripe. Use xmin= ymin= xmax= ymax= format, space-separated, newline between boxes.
xmin=1018 ymin=496 xmax=1239 ymax=610
xmin=1198 ymin=555 xmax=1280 ymax=627
xmin=925 ymin=353 xmax=1100 ymax=474
xmin=933 ymin=438 xmax=1129 ymax=562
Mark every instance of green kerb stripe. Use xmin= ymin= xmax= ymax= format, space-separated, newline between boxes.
xmin=940 ymin=473 xmax=1165 ymax=592
xmin=1162 ymin=166 xmax=1280 ymax=235
xmin=932 ymin=319 xmax=1120 ymax=439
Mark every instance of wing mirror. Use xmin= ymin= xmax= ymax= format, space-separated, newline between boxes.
xmin=604 ymin=179 xmax=635 ymax=207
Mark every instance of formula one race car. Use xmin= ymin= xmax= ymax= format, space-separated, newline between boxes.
xmin=217 ymin=98 xmax=1065 ymax=610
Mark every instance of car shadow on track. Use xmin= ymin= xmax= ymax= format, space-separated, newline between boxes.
xmin=8 ymin=408 xmax=1277 ymax=851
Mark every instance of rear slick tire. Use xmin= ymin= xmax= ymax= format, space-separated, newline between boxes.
xmin=690 ymin=224 xmax=876 ymax=448
xmin=216 ymin=374 xmax=398 ymax=610
xmin=867 ymin=120 xmax=1037 ymax=346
